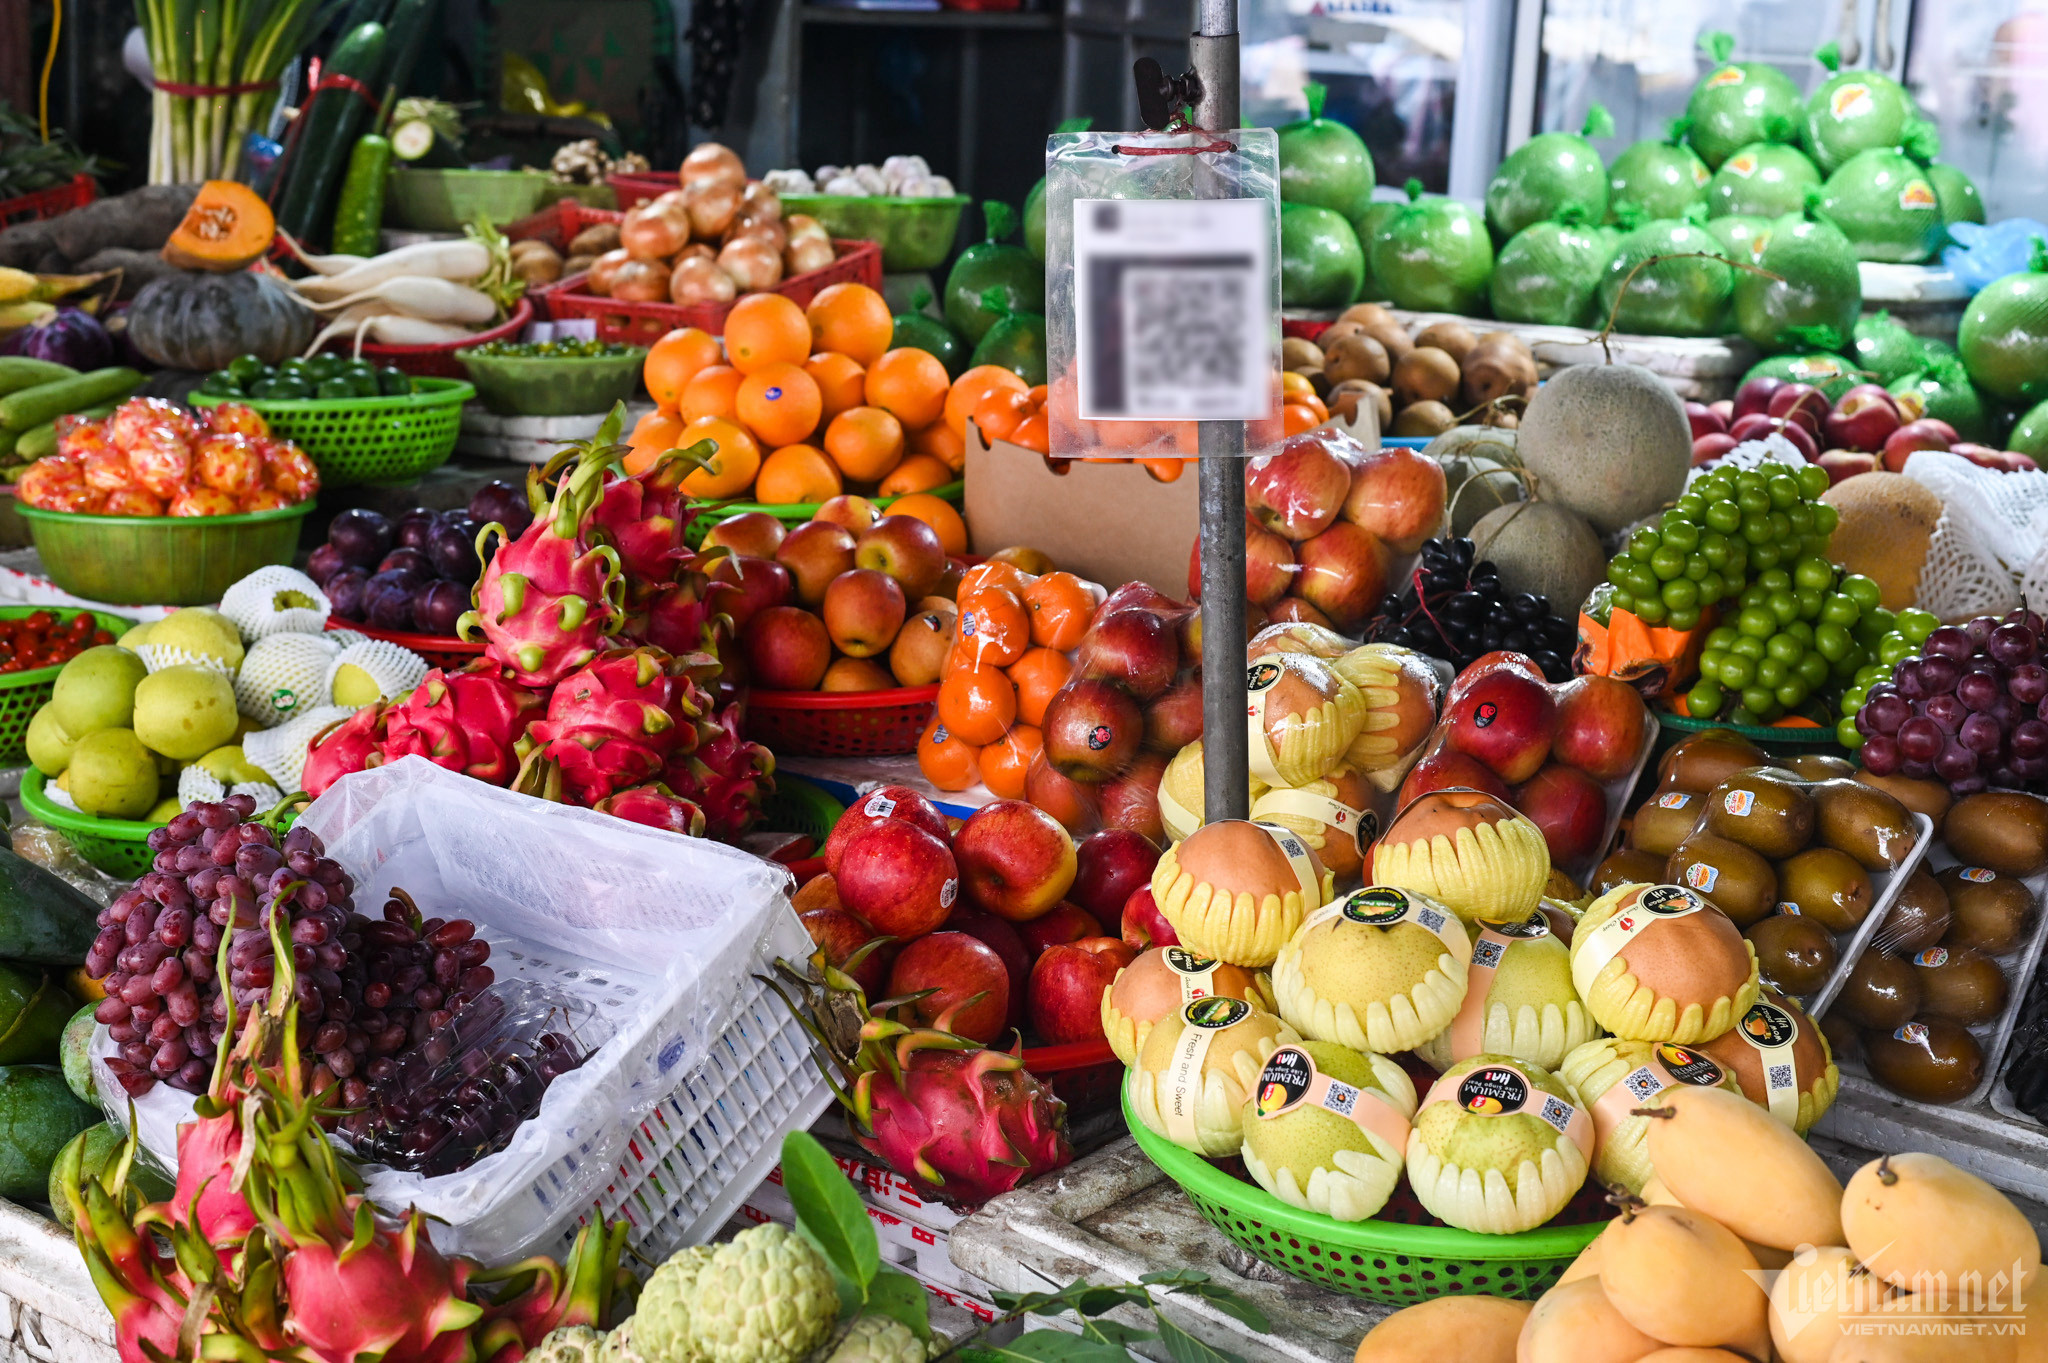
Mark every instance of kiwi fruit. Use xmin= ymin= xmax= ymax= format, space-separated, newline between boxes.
xmin=1853 ymin=770 xmax=1952 ymax=823
xmin=1812 ymin=780 xmax=1919 ymax=872
xmin=1909 ymin=945 xmax=2008 ymax=1026
xmin=1321 ymin=332 xmax=1391 ymax=386
xmin=1784 ymin=754 xmax=1857 ymax=780
xmin=1942 ymin=792 xmax=2048 ymax=877
xmin=1774 ymin=847 xmax=1874 ymax=934
xmin=1935 ymin=865 xmax=2035 ymax=955
xmin=1281 ymin=336 xmax=1325 ymax=372
xmin=1862 ymin=1017 xmax=1984 ymax=1104
xmin=1666 ymin=833 xmax=1778 ymax=927
xmin=1390 ymin=401 xmax=1457 ymax=438
xmin=1629 ymin=789 xmax=1706 ymax=859
xmin=1744 ymin=914 xmax=1838 ymax=995
xmin=1657 ymin=731 xmax=1770 ymax=794
xmin=1873 ymin=869 xmax=1951 ymax=956
xmin=1537 ymin=900 xmax=1578 ymax=944
xmin=1411 ymin=320 xmax=1477 ymax=363
xmin=1591 ymin=847 xmax=1666 ymax=896
xmin=1327 ymin=380 xmax=1391 ymax=431
xmin=1391 ymin=347 xmax=1462 ymax=406
xmin=1836 ymin=952 xmax=1922 ymax=1031
xmin=1338 ymin=302 xmax=1395 ymax=330
xmin=1356 ymin=317 xmax=1414 ymax=366
xmin=1460 ymin=341 xmax=1539 ymax=412
xmin=1704 ymin=770 xmax=1815 ymax=859
xmin=1818 ymin=1010 xmax=1859 ymax=1064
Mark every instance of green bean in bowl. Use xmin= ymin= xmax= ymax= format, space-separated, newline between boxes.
xmin=462 ymin=339 xmax=638 ymax=359
xmin=455 ymin=341 xmax=647 ymax=417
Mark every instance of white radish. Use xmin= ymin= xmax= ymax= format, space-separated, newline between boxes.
xmin=304 ymin=303 xmax=398 ymax=356
xmin=363 ymin=316 xmax=477 ymax=348
xmin=307 ymin=277 xmax=497 ymax=326
xmin=292 ymin=240 xmax=492 ymax=299
xmin=277 ymin=232 xmax=368 ymax=276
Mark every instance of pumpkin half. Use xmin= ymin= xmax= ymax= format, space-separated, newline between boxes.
xmin=162 ymin=181 xmax=274 ymax=272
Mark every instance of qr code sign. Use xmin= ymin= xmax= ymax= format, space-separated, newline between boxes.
xmin=1623 ymin=1067 xmax=1663 ymax=1102
xmin=1325 ymin=1082 xmax=1359 ymax=1117
xmin=1539 ymin=1096 xmax=1574 ymax=1133
xmin=1768 ymin=1064 xmax=1795 ymax=1091
xmin=1126 ymin=269 xmax=1248 ymax=401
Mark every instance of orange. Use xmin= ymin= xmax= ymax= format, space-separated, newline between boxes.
xmin=723 ymin=293 xmax=811 ymax=374
xmin=823 ymin=405 xmax=905 ymax=482
xmin=886 ymin=492 xmax=968 ymax=555
xmin=945 ymin=364 xmax=1028 ymax=438
xmin=879 ymin=453 xmax=952 ymax=498
xmin=1010 ymin=411 xmax=1050 ymax=454
xmin=957 ymin=561 xmax=1034 ymax=598
xmin=1007 ymin=647 xmax=1072 ymax=727
xmin=910 ymin=419 xmax=965 ymax=473
xmin=680 ymin=364 xmax=744 ymax=423
xmin=623 ymin=408 xmax=686 ymax=476
xmin=806 ymin=283 xmax=893 ymax=367
xmin=954 ymin=585 xmax=1028 ymax=668
xmin=734 ymin=362 xmax=823 ymax=447
xmin=644 ymin=327 xmax=724 ymax=411
xmin=865 ymin=348 xmax=950 ymax=431
xmin=916 ymin=713 xmax=981 ymax=792
xmin=754 ymin=443 xmax=842 ymax=504
xmin=806 ymin=351 xmax=867 ymax=424
xmin=1282 ymin=403 xmax=1320 ymax=436
xmin=1281 ymin=370 xmax=1317 ymax=402
xmin=1021 ymin=571 xmax=1100 ymax=650
xmin=676 ymin=416 xmax=762 ymax=499
xmin=973 ymin=388 xmax=1034 ymax=444
xmin=1140 ymin=457 xmax=1190 ymax=482
xmin=936 ymin=662 xmax=1017 ymax=746
xmin=978 ymin=724 xmax=1043 ymax=800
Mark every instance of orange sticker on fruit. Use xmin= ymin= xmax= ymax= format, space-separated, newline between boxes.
xmin=1722 ymin=789 xmax=1756 ymax=817
xmin=1831 ymin=83 xmax=1873 ymax=119
xmin=1244 ymin=661 xmax=1287 ymax=787
xmin=1735 ymin=1000 xmax=1802 ymax=1127
xmin=1161 ymin=995 xmax=1254 ymax=1147
xmin=1572 ymin=885 xmax=1707 ymax=999
xmin=1591 ymin=1042 xmax=1727 ymax=1141
xmin=1706 ymin=66 xmax=1746 ymax=87
xmin=1423 ymin=1062 xmax=1594 ymax=1161
xmin=1725 ymin=152 xmax=1759 ymax=178
xmin=1447 ymin=910 xmax=1550 ymax=1059
xmin=1253 ymin=1045 xmax=1411 ymax=1150
xmin=1656 ymin=792 xmax=1694 ymax=810
xmin=1899 ymin=180 xmax=1937 ymax=211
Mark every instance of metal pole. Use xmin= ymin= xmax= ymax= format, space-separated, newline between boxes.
xmin=1190 ymin=2 xmax=1248 ymax=826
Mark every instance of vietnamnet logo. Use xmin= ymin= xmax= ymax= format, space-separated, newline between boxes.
xmin=1752 ymin=1246 xmax=2037 ymax=1343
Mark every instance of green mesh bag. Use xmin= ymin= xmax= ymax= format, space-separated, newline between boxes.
xmin=1852 ymin=310 xmax=1928 ymax=385
xmin=1597 ymin=216 xmax=1734 ymax=337
xmin=1800 ymin=43 xmax=1923 ymax=175
xmin=1608 ymin=122 xmax=1711 ymax=225
xmin=1280 ymin=202 xmax=1365 ymax=308
xmin=1707 ymin=141 xmax=1821 ymax=221
xmin=1278 ymin=83 xmax=1378 ymax=221
xmin=1958 ymin=236 xmax=2048 ymax=403
xmin=1367 ymin=179 xmax=1494 ymax=314
xmin=1485 ymin=104 xmax=1614 ymax=243
xmin=1733 ymin=194 xmax=1862 ymax=353
xmin=1685 ymin=32 xmax=1804 ymax=168
xmin=1488 ymin=211 xmax=1618 ymax=326
xmin=1819 ymin=149 xmax=1944 ymax=263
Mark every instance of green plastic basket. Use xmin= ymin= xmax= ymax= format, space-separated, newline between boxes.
xmin=455 ymin=347 xmax=645 ymax=416
xmin=1654 ymin=710 xmax=1845 ymax=761
xmin=777 ymin=194 xmax=968 ymax=272
xmin=189 ymin=379 xmax=473 ymax=488
xmin=683 ymin=481 xmax=964 ymax=548
xmin=1123 ymin=1079 xmax=1605 ymax=1303
xmin=761 ymin=773 xmax=844 ymax=846
xmin=0 ymin=607 xmax=134 ymax=763
xmin=20 ymin=767 xmax=157 ymax=879
xmin=16 ymin=501 xmax=315 ymax=606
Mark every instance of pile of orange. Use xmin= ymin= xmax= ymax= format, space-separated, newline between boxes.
xmin=1280 ymin=371 xmax=1332 ymax=436
xmin=917 ymin=559 xmax=1106 ymax=797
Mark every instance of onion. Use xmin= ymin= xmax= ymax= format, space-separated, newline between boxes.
xmin=621 ymin=201 xmax=691 ymax=261
xmin=730 ymin=215 xmax=788 ymax=253
xmin=588 ymin=248 xmax=632 ymax=296
xmin=718 ymin=237 xmax=783 ymax=292
xmin=671 ymin=255 xmax=739 ymax=305
xmin=739 ymin=181 xmax=782 ymax=224
xmin=611 ymin=258 xmax=671 ymax=303
xmin=784 ymin=213 xmax=829 ymax=247
xmin=651 ymin=189 xmax=689 ymax=214
xmin=681 ymin=142 xmax=746 ymax=193
xmin=785 ymin=237 xmax=836 ymax=276
xmin=676 ymin=242 xmax=715 ymax=263
xmin=683 ymin=180 xmax=740 ymax=240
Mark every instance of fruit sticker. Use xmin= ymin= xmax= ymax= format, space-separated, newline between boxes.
xmin=1164 ymin=947 xmax=1222 ymax=1004
xmin=1692 ymin=161 xmax=1710 ymax=187
xmin=1722 ymin=789 xmax=1757 ymax=817
xmin=1456 ymin=1065 xmax=1530 ymax=1114
xmin=1243 ymin=664 xmax=1287 ymax=785
xmin=1086 ymin=723 xmax=1115 ymax=752
xmin=1571 ymin=885 xmax=1706 ymax=1001
xmin=860 ymin=791 xmax=898 ymax=819
xmin=1725 ymin=152 xmax=1760 ymax=179
xmin=1830 ymin=83 xmax=1874 ymax=120
xmin=1161 ymin=996 xmax=1252 ymax=1146
xmin=1638 ymin=886 xmax=1706 ymax=916
xmin=1899 ymin=180 xmax=1937 ymax=211
xmin=1308 ymin=885 xmax=1468 ymax=960
xmin=1789 ymin=356 xmax=1844 ymax=382
xmin=1915 ymin=947 xmax=1949 ymax=967
xmin=1429 ymin=1062 xmax=1594 ymax=1159
xmin=1472 ymin=700 xmax=1500 ymax=729
xmin=1737 ymin=1000 xmax=1803 ymax=1127
xmin=1895 ymin=1021 xmax=1930 ymax=1045
xmin=939 ymin=878 xmax=957 ymax=909
xmin=1705 ymin=66 xmax=1746 ymax=88
xmin=1447 ymin=911 xmax=1550 ymax=1058
xmin=1249 ymin=787 xmax=1373 ymax=858
xmin=1253 ymin=1045 xmax=1412 ymax=1147
xmin=1656 ymin=792 xmax=1694 ymax=810
xmin=1961 ymin=867 xmax=1997 ymax=883
xmin=1184 ymin=996 xmax=1252 ymax=1029
xmin=1592 ymin=1043 xmax=1727 ymax=1140
xmin=1654 ymin=1042 xmax=1726 ymax=1086
xmin=1339 ymin=886 xmax=1412 ymax=926
xmin=1685 ymin=863 xmax=1722 ymax=892
xmin=1778 ymin=901 xmax=1800 ymax=916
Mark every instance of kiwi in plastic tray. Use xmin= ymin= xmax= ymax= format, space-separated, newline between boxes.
xmin=335 ymin=978 xmax=608 ymax=1175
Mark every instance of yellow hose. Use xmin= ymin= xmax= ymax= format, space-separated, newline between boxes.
xmin=38 ymin=0 xmax=62 ymax=142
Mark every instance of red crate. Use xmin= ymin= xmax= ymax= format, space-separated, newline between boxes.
xmin=744 ymin=681 xmax=937 ymax=758
xmin=505 ymin=199 xmax=624 ymax=253
xmin=607 ymin=172 xmax=677 ymax=211
xmin=543 ymin=239 xmax=883 ymax=343
xmin=0 ymin=173 xmax=97 ymax=229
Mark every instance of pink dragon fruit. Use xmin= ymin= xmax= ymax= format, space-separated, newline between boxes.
xmin=662 ymin=701 xmax=773 ymax=841
xmin=517 ymin=646 xmax=712 ymax=806
xmin=62 ymin=1166 xmax=195 ymax=1363
xmin=458 ymin=409 xmax=631 ymax=687
xmin=588 ymin=442 xmax=710 ymax=586
xmin=593 ymin=782 xmax=706 ymax=836
xmin=302 ymin=704 xmax=387 ymax=798
xmin=627 ymin=576 xmax=720 ymax=658
xmin=379 ymin=663 xmax=545 ymax=786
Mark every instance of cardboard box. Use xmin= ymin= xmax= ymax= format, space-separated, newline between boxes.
xmin=740 ymin=1175 xmax=1000 ymax=1317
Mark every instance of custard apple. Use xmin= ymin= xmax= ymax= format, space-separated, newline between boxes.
xmin=630 ymin=1246 xmax=715 ymax=1363
xmin=528 ymin=1327 xmax=606 ymax=1363
xmin=599 ymin=1318 xmax=649 ymax=1363
xmin=828 ymin=1316 xmax=929 ymax=1363
xmin=684 ymin=1224 xmax=838 ymax=1363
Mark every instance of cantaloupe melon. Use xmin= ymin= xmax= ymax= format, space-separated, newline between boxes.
xmin=1819 ymin=473 xmax=1941 ymax=612
xmin=1516 ymin=363 xmax=1691 ymax=534
xmin=1470 ymin=499 xmax=1606 ymax=613
xmin=1426 ymin=425 xmax=1526 ymax=537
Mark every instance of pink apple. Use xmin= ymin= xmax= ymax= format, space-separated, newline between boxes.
xmin=1882 ymin=418 xmax=1958 ymax=472
xmin=1069 ymin=828 xmax=1162 ymax=925
xmin=945 ymin=906 xmax=1032 ymax=1027
xmin=1692 ymin=433 xmax=1739 ymax=466
xmin=1121 ymin=884 xmax=1178 ymax=951
xmin=823 ymin=784 xmax=952 ymax=874
xmin=1767 ymin=383 xmax=1829 ymax=441
xmin=1685 ymin=401 xmax=1727 ymax=441
xmin=1099 ymin=581 xmax=1184 ymax=617
xmin=1029 ymin=937 xmax=1135 ymax=1045
xmin=888 ymin=931 xmax=1012 ymax=1043
xmin=1341 ymin=444 xmax=1447 ymax=554
xmin=1817 ymin=449 xmax=1878 ymax=484
xmin=708 ymin=555 xmax=793 ymax=634
xmin=1247 ymin=437 xmax=1351 ymax=541
xmin=1026 ymin=753 xmax=1103 ymax=836
xmin=1397 ymin=747 xmax=1512 ymax=807
xmin=1824 ymin=387 xmax=1903 ymax=452
xmin=1729 ymin=413 xmax=1818 ymax=461
xmin=1097 ymin=751 xmax=1167 ymax=842
xmin=742 ymin=606 xmax=831 ymax=690
xmin=1043 ymin=677 xmax=1146 ymax=782
xmin=1019 ymin=903 xmax=1104 ymax=956
xmin=1190 ymin=516 xmax=1294 ymax=607
xmin=1551 ymin=675 xmax=1649 ymax=782
xmin=1447 ymin=651 xmax=1547 ymax=704
xmin=1077 ymin=608 xmax=1180 ymax=700
xmin=1144 ymin=673 xmax=1204 ymax=752
xmin=1710 ymin=399 xmax=1734 ymax=423
xmin=1445 ymin=667 xmax=1556 ymax=784
xmin=1733 ymin=376 xmax=1783 ymax=423
xmin=799 ymin=903 xmax=895 ymax=998
xmin=955 ymin=798 xmax=1079 ymax=922
xmin=1514 ymin=763 xmax=1609 ymax=867
xmin=835 ymin=820 xmax=959 ymax=940
xmin=1294 ymin=521 xmax=1390 ymax=633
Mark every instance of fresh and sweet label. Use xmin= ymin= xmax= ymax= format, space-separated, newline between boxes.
xmin=1160 ymin=996 xmax=1253 ymax=1147
xmin=1163 ymin=947 xmax=1222 ymax=1004
xmin=1253 ymin=1045 xmax=1411 ymax=1148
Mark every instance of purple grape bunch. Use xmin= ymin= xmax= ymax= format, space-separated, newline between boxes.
xmin=1854 ymin=609 xmax=2048 ymax=793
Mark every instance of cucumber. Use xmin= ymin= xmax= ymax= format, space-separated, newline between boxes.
xmin=273 ymin=23 xmax=389 ymax=250
xmin=0 ymin=1066 xmax=96 ymax=1202
xmin=0 ymin=369 xmax=142 ymax=433
xmin=391 ymin=118 xmax=435 ymax=160
xmin=0 ymin=967 xmax=74 ymax=1066
xmin=332 ymin=132 xmax=393 ymax=258
xmin=0 ymin=844 xmax=109 ymax=966
xmin=0 ymin=359 xmax=75 ymax=398
xmin=50 ymin=1125 xmax=175 ymax=1230
xmin=15 ymin=401 xmax=119 ymax=460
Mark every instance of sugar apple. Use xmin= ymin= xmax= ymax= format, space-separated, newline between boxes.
xmin=684 ymin=1224 xmax=838 ymax=1363
xmin=630 ymin=1246 xmax=715 ymax=1363
xmin=599 ymin=1318 xmax=649 ymax=1363
xmin=528 ymin=1327 xmax=606 ymax=1363
xmin=828 ymin=1316 xmax=929 ymax=1363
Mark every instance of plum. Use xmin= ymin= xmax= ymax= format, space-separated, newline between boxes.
xmin=468 ymin=480 xmax=533 ymax=539
xmin=378 ymin=546 xmax=432 ymax=578
xmin=306 ymin=542 xmax=347 ymax=586
xmin=328 ymin=508 xmax=393 ymax=568
xmin=363 ymin=571 xmax=417 ymax=631
xmin=325 ymin=567 xmax=370 ymax=621
xmin=412 ymin=580 xmax=468 ymax=637
xmin=428 ymin=514 xmax=482 ymax=584
xmin=395 ymin=508 xmax=437 ymax=552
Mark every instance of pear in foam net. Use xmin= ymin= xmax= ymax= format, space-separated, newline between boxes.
xmin=1238 ymin=1038 xmax=1415 ymax=1222
xmin=1128 ymin=996 xmax=1299 ymax=1156
xmin=1100 ymin=946 xmax=1273 ymax=1066
xmin=1243 ymin=652 xmax=1367 ymax=787
xmin=1558 ymin=1037 xmax=1744 ymax=1194
xmin=1157 ymin=739 xmax=1265 ymax=845
xmin=1403 ymin=1053 xmax=1592 ymax=1234
xmin=1150 ymin=818 xmax=1333 ymax=967
xmin=1693 ymin=987 xmax=1839 ymax=1134
xmin=1415 ymin=905 xmax=1597 ymax=1072
xmin=1370 ymin=788 xmax=1551 ymax=924
xmin=1327 ymin=643 xmax=1442 ymax=779
xmin=1271 ymin=884 xmax=1471 ymax=1053
xmin=1569 ymin=881 xmax=1760 ymax=1044
xmin=1249 ymin=764 xmax=1376 ymax=881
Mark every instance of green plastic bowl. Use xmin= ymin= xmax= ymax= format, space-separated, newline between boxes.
xmin=16 ymin=501 xmax=315 ymax=606
xmin=683 ymin=481 xmax=964 ymax=548
xmin=761 ymin=774 xmax=844 ymax=846
xmin=456 ymin=347 xmax=647 ymax=416
xmin=1123 ymin=1079 xmax=1605 ymax=1303
xmin=778 ymin=194 xmax=968 ymax=272
xmin=0 ymin=607 xmax=134 ymax=764
xmin=189 ymin=379 xmax=472 ymax=488
xmin=384 ymin=169 xmax=613 ymax=232
xmin=19 ymin=768 xmax=158 ymax=879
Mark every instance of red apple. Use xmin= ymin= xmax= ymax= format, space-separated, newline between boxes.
xmin=821 ymin=568 xmax=906 ymax=658
xmin=1551 ymin=675 xmax=1648 ymax=782
xmin=774 ymin=521 xmax=858 ymax=606
xmin=1692 ymin=433 xmax=1739 ymax=466
xmin=1100 ymin=581 xmax=1183 ymax=617
xmin=1891 ymin=388 xmax=1927 ymax=421
xmin=1042 ymin=678 xmax=1145 ymax=782
xmin=1397 ymin=747 xmax=1512 ymax=807
xmin=944 ymin=906 xmax=1031 ymax=1026
xmin=1710 ymin=399 xmax=1734 ymax=423
xmin=1882 ymin=418 xmax=1959 ymax=472
xmin=814 ymin=494 xmax=881 ymax=533
xmin=1728 ymin=413 xmax=1818 ymax=462
xmin=835 ymin=820 xmax=959 ymax=940
xmin=823 ymin=785 xmax=952 ymax=874
xmin=1097 ymin=751 xmax=1167 ymax=842
xmin=742 ymin=606 xmax=831 ymax=690
xmin=799 ymin=903 xmax=895 ymax=998
xmin=1028 ymin=937 xmax=1135 ymax=1044
xmin=1448 ymin=651 xmax=1546 ymax=704
xmin=1144 ymin=673 xmax=1204 ymax=753
xmin=1733 ymin=375 xmax=1784 ymax=423
xmin=955 ymin=798 xmax=1079 ymax=921
xmin=708 ymin=555 xmax=793 ymax=634
xmin=1122 ymin=884 xmax=1179 ymax=951
xmin=1190 ymin=516 xmax=1294 ymax=607
xmin=854 ymin=515 xmax=947 ymax=600
xmin=703 ymin=510 xmax=786 ymax=560
xmin=1247 ymin=437 xmax=1351 ymax=541
xmin=1267 ymin=596 xmax=1334 ymax=628
xmin=1685 ymin=401 xmax=1727 ymax=441
xmin=1767 ymin=382 xmax=1829 ymax=441
xmin=1069 ymin=828 xmax=1162 ymax=925
xmin=1341 ymin=444 xmax=1447 ymax=554
xmin=1293 ymin=521 xmax=1390 ymax=632
xmin=1817 ymin=449 xmax=1878 ymax=484
xmin=1824 ymin=386 xmax=1903 ymax=452
xmin=1445 ymin=667 xmax=1556 ymax=784
xmin=888 ymin=931 xmax=1011 ymax=1043
xmin=1077 ymin=608 xmax=1180 ymax=700
xmin=1019 ymin=902 xmax=1104 ymax=955
xmin=1514 ymin=762 xmax=1609 ymax=866
xmin=1025 ymin=753 xmax=1103 ymax=835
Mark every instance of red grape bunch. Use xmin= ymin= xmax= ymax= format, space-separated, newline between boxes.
xmin=1853 ymin=609 xmax=2048 ymax=792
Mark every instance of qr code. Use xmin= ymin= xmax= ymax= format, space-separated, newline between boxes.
xmin=1324 ymin=1081 xmax=1359 ymax=1116
xmin=1539 ymin=1096 xmax=1574 ymax=1133
xmin=1125 ymin=269 xmax=1248 ymax=402
xmin=1418 ymin=907 xmax=1446 ymax=934
xmin=1768 ymin=1064 xmax=1795 ymax=1091
xmin=1623 ymin=1067 xmax=1663 ymax=1102
xmin=1472 ymin=939 xmax=1506 ymax=969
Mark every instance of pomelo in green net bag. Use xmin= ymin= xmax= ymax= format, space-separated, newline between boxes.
xmin=968 ymin=288 xmax=1047 ymax=386
xmin=1023 ymin=118 xmax=1093 ymax=261
xmin=1733 ymin=194 xmax=1862 ymax=353
xmin=1707 ymin=213 xmax=1772 ymax=262
xmin=1743 ymin=351 xmax=1859 ymax=401
xmin=1819 ymin=149 xmax=1944 ymax=262
xmin=1596 ymin=215 xmax=1733 ymax=337
xmin=1607 ymin=124 xmax=1711 ymax=225
xmin=1707 ymin=141 xmax=1821 ymax=221
xmin=1959 ymin=237 xmax=2048 ymax=403
xmin=1927 ymin=162 xmax=1986 ymax=227
xmin=1800 ymin=43 xmax=1924 ymax=175
xmin=892 ymin=287 xmax=967 ymax=378
xmin=1891 ymin=354 xmax=1993 ymax=440
xmin=1489 ymin=211 xmax=1618 ymax=326
xmin=1279 ymin=83 xmax=1377 ymax=220
xmin=1685 ymin=32 xmax=1803 ymax=168
xmin=1281 ymin=203 xmax=1364 ymax=308
xmin=1485 ymin=104 xmax=1614 ymax=243
xmin=1852 ymin=310 xmax=1927 ymax=384
xmin=2010 ymin=398 xmax=2048 ymax=463
xmin=944 ymin=200 xmax=1044 ymax=344
xmin=1368 ymin=179 xmax=1494 ymax=314
xmin=1350 ymin=199 xmax=1400 ymax=302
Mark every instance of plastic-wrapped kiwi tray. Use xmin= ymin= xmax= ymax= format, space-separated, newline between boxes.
xmin=1796 ymin=804 xmax=1935 ymax=1020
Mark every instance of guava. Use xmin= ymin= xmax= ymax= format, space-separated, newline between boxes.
xmin=68 ymin=728 xmax=159 ymax=819
xmin=50 ymin=646 xmax=146 ymax=737
xmin=148 ymin=607 xmax=245 ymax=671
xmin=133 ymin=666 xmax=239 ymax=762
xmin=24 ymin=705 xmax=77 ymax=776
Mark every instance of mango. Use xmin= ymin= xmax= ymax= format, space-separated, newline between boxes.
xmin=1770 ymin=1245 xmax=1892 ymax=1363
xmin=1600 ymin=1205 xmax=1767 ymax=1349
xmin=1351 ymin=1295 xmax=1528 ymax=1361
xmin=1644 ymin=1084 xmax=1844 ymax=1250
xmin=1516 ymin=1277 xmax=1662 ymax=1363
xmin=1842 ymin=1152 xmax=2040 ymax=1299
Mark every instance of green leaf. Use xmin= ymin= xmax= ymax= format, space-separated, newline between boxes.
xmin=954 ymin=1332 xmax=1135 ymax=1361
xmin=1154 ymin=1317 xmax=1247 ymax=1363
xmin=1069 ymin=1286 xmax=1147 ymax=1317
xmin=781 ymin=1131 xmax=879 ymax=1294
xmin=1076 ymin=1319 xmax=1158 ymax=1348
xmin=861 ymin=1271 xmax=932 ymax=1344
xmin=1147 ymin=1280 xmax=1271 ymax=1334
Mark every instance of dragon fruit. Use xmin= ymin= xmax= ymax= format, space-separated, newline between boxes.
xmin=381 ymin=663 xmax=546 ymax=785
xmin=593 ymin=782 xmax=707 ymax=836
xmin=302 ymin=703 xmax=388 ymax=797
xmin=518 ymin=646 xmax=713 ymax=806
xmin=459 ymin=409 xmax=631 ymax=687
xmin=588 ymin=443 xmax=711 ymax=587
xmin=662 ymin=703 xmax=773 ymax=842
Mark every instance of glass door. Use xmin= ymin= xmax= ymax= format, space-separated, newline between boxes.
xmin=1905 ymin=0 xmax=2048 ymax=223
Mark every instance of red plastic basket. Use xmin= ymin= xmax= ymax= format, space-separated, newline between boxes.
xmin=335 ymin=297 xmax=533 ymax=379
xmin=744 ymin=681 xmax=936 ymax=757
xmin=1020 ymin=1039 xmax=1121 ymax=1116
xmin=505 ymin=200 xmax=625 ymax=253
xmin=607 ymin=173 xmax=678 ymax=212
xmin=327 ymin=616 xmax=486 ymax=671
xmin=0 ymin=173 xmax=96 ymax=229
xmin=544 ymin=239 xmax=884 ymax=344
